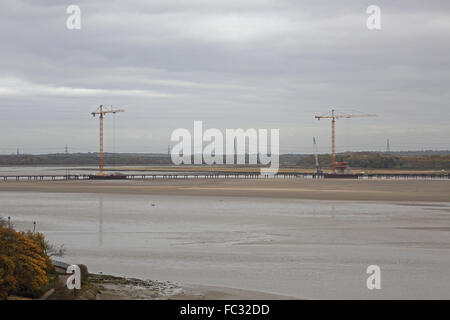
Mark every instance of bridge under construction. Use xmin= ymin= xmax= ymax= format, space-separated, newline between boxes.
xmin=0 ymin=172 xmax=448 ymax=181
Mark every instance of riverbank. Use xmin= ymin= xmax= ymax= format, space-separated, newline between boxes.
xmin=0 ymin=178 xmax=449 ymax=202
xmin=55 ymin=273 xmax=296 ymax=300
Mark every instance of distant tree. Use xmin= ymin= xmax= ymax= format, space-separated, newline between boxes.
xmin=296 ymin=152 xmax=450 ymax=170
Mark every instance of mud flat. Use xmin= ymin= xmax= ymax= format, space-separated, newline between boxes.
xmin=53 ymin=273 xmax=294 ymax=300
xmin=93 ymin=278 xmax=295 ymax=300
xmin=0 ymin=178 xmax=449 ymax=202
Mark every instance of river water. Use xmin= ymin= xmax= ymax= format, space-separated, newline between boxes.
xmin=2 ymin=191 xmax=450 ymax=299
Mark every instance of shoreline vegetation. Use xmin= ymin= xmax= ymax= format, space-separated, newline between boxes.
xmin=0 ymin=219 xmax=57 ymax=299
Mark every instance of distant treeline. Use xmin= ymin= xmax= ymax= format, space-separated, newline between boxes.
xmin=0 ymin=153 xmax=171 ymax=166
xmin=0 ymin=152 xmax=449 ymax=170
xmin=297 ymin=152 xmax=450 ymax=170
xmin=0 ymin=153 xmax=308 ymax=166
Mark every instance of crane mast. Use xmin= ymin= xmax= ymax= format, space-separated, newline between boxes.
xmin=315 ymin=109 xmax=376 ymax=173
xmin=91 ymin=105 xmax=124 ymax=176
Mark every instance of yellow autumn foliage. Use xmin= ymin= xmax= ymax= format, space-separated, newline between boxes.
xmin=0 ymin=222 xmax=53 ymax=299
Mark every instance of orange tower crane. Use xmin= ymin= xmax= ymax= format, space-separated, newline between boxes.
xmin=91 ymin=105 xmax=124 ymax=176
xmin=315 ymin=109 xmax=376 ymax=173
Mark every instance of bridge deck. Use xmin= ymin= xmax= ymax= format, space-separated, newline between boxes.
xmin=0 ymin=173 xmax=448 ymax=181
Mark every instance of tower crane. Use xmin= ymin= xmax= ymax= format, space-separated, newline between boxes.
xmin=91 ymin=105 xmax=124 ymax=176
xmin=315 ymin=109 xmax=376 ymax=173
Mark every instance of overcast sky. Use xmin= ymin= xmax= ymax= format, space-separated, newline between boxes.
xmin=0 ymin=0 xmax=449 ymax=154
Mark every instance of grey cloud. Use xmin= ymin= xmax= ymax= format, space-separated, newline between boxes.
xmin=0 ymin=0 xmax=449 ymax=154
